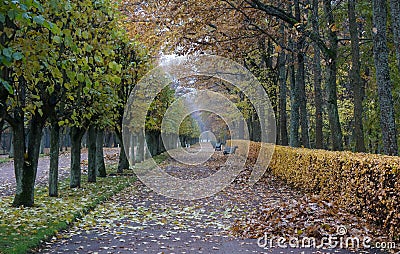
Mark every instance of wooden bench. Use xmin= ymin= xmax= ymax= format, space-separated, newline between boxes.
xmin=223 ymin=146 xmax=238 ymax=155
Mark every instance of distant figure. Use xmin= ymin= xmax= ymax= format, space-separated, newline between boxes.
xmin=223 ymin=146 xmax=238 ymax=155
xmin=215 ymin=143 xmax=222 ymax=151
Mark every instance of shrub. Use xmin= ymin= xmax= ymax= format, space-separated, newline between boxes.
xmin=229 ymin=140 xmax=400 ymax=240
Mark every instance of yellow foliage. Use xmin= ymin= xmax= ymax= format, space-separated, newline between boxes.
xmin=229 ymin=140 xmax=400 ymax=240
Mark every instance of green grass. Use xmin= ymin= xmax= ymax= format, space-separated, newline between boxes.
xmin=0 ymin=173 xmax=136 ymax=254
xmin=153 ymin=152 xmax=170 ymax=164
xmin=0 ymin=157 xmax=11 ymax=164
xmin=0 ymin=153 xmax=170 ymax=254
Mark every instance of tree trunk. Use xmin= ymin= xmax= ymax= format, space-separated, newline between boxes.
xmin=96 ymin=129 xmax=106 ymax=177
xmin=49 ymin=121 xmax=60 ymax=197
xmin=294 ymin=0 xmax=310 ymax=148
xmin=70 ymin=126 xmax=85 ymax=188
xmin=297 ymin=50 xmax=310 ymax=148
xmin=0 ymin=119 xmax=4 ymax=153
xmin=39 ymin=130 xmax=45 ymax=154
xmin=87 ymin=125 xmax=97 ymax=183
xmin=372 ymin=0 xmax=399 ymax=155
xmin=116 ymin=130 xmax=129 ymax=173
xmin=12 ymin=120 xmax=28 ymax=206
xmin=390 ymin=0 xmax=400 ymax=73
xmin=104 ymin=131 xmax=112 ymax=147
xmin=171 ymin=133 xmax=178 ymax=149
xmin=12 ymin=114 xmax=45 ymax=207
xmin=146 ymin=131 xmax=158 ymax=156
xmin=252 ymin=109 xmax=261 ymax=142
xmin=247 ymin=116 xmax=253 ymax=141
xmin=129 ymin=134 xmax=135 ymax=165
xmin=59 ymin=127 xmax=63 ymax=152
xmin=289 ymin=49 xmax=300 ymax=147
xmin=278 ymin=27 xmax=288 ymax=146
xmin=82 ymin=132 xmax=87 ymax=148
xmin=0 ymin=119 xmax=3 ymax=141
xmin=312 ymin=0 xmax=324 ymax=149
xmin=155 ymin=132 xmax=161 ymax=154
xmin=348 ymin=0 xmax=366 ymax=152
xmin=137 ymin=131 xmax=145 ymax=162
xmin=156 ymin=133 xmax=161 ymax=154
xmin=323 ymin=0 xmax=343 ymax=151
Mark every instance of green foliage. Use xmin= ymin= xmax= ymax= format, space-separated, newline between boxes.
xmin=179 ymin=114 xmax=201 ymax=138
xmin=0 ymin=0 xmax=50 ymax=69
xmin=0 ymin=174 xmax=136 ymax=254
xmin=1 ymin=0 xmax=148 ymax=130
xmin=48 ymin=0 xmax=123 ymax=129
xmin=112 ymin=30 xmax=151 ymax=136
xmin=145 ymin=87 xmax=175 ymax=132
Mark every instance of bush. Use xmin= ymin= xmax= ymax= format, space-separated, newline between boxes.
xmin=229 ymin=140 xmax=400 ymax=240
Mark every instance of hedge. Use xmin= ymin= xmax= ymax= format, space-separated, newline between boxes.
xmin=228 ymin=140 xmax=400 ymax=240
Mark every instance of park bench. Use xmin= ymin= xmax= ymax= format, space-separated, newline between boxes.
xmin=223 ymin=146 xmax=238 ymax=155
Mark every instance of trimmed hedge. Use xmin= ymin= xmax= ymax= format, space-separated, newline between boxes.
xmin=229 ymin=140 xmax=400 ymax=240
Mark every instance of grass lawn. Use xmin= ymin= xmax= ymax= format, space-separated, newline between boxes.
xmin=0 ymin=173 xmax=136 ymax=254
xmin=0 ymin=157 xmax=11 ymax=164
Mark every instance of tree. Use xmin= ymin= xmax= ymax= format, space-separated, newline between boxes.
xmin=1 ymin=0 xmax=63 ymax=206
xmin=112 ymin=34 xmax=149 ymax=172
xmin=277 ymin=24 xmax=288 ymax=146
xmin=49 ymin=116 xmax=60 ymax=197
xmin=294 ymin=0 xmax=310 ymax=148
xmin=348 ymin=0 xmax=366 ymax=152
xmin=321 ymin=0 xmax=343 ymax=151
xmin=311 ymin=0 xmax=323 ymax=149
xmin=87 ymin=125 xmax=97 ymax=183
xmin=96 ymin=128 xmax=107 ymax=177
xmin=288 ymin=35 xmax=300 ymax=147
xmin=372 ymin=0 xmax=398 ymax=155
xmin=54 ymin=0 xmax=125 ymax=187
xmin=75 ymin=0 xmax=400 ymax=157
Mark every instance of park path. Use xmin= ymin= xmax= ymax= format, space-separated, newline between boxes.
xmin=33 ymin=146 xmax=383 ymax=254
xmin=0 ymin=148 xmax=120 ymax=197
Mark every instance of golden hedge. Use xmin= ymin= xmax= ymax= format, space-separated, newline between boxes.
xmin=228 ymin=140 xmax=400 ymax=240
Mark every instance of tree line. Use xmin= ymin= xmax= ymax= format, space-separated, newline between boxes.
xmin=125 ymin=0 xmax=400 ymax=155
xmin=2 ymin=0 xmax=400 ymax=207
xmin=0 ymin=0 xmax=199 ymax=207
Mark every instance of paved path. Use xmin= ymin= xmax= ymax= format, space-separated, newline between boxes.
xmin=34 ymin=147 xmax=384 ymax=254
xmin=0 ymin=148 xmax=120 ymax=197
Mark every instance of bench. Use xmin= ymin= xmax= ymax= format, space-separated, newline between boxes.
xmin=223 ymin=146 xmax=238 ymax=155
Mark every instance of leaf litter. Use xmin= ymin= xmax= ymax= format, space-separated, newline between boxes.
xmin=36 ymin=152 xmax=397 ymax=253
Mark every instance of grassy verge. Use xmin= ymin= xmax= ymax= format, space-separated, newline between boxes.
xmin=0 ymin=157 xmax=11 ymax=164
xmin=0 ymin=174 xmax=135 ymax=254
xmin=152 ymin=152 xmax=170 ymax=164
xmin=0 ymin=153 xmax=170 ymax=254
